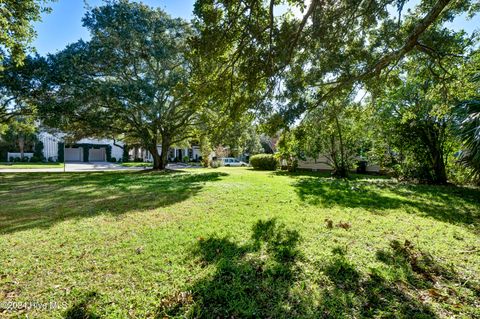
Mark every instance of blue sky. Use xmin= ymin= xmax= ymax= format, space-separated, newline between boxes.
xmin=33 ymin=0 xmax=478 ymax=56
xmin=33 ymin=0 xmax=196 ymax=55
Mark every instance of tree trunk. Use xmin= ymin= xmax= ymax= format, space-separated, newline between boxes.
xmin=18 ymin=135 xmax=25 ymax=159
xmin=160 ymin=135 xmax=171 ymax=169
xmin=148 ymin=136 xmax=171 ymax=170
xmin=334 ymin=115 xmax=348 ymax=178
xmin=149 ymin=145 xmax=163 ymax=170
xmin=432 ymin=152 xmax=447 ymax=184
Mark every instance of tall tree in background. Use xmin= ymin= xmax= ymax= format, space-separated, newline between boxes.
xmin=40 ymin=1 xmax=199 ymax=170
xmin=0 ymin=0 xmax=52 ymax=66
xmin=298 ymin=97 xmax=369 ymax=177
xmin=373 ymin=29 xmax=476 ymax=184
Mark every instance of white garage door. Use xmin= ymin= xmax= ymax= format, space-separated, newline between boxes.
xmin=65 ymin=147 xmax=82 ymax=162
xmin=89 ymin=148 xmax=106 ymax=162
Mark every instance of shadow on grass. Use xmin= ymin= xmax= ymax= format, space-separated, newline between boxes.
xmin=318 ymin=244 xmax=439 ymax=318
xmin=0 ymin=171 xmax=227 ymax=234
xmin=291 ymin=174 xmax=479 ymax=227
xmin=156 ymin=221 xmax=475 ymax=318
xmin=64 ymin=291 xmax=99 ymax=319
xmin=156 ymin=218 xmax=306 ymax=318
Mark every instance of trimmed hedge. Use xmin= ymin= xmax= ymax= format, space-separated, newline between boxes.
xmin=250 ymin=154 xmax=278 ymax=170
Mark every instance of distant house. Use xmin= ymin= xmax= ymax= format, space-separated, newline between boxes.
xmin=297 ymin=154 xmax=381 ymax=173
xmin=129 ymin=145 xmax=202 ymax=163
xmin=38 ymin=132 xmax=124 ymax=162
xmin=37 ymin=131 xmax=201 ymax=163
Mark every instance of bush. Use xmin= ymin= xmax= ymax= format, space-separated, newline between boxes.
xmin=209 ymin=159 xmax=223 ymax=168
xmin=109 ymin=157 xmax=117 ymax=163
xmin=250 ymin=154 xmax=278 ymax=170
xmin=34 ymin=141 xmax=44 ymax=158
xmin=9 ymin=157 xmax=14 ymax=162
xmin=183 ymin=155 xmax=190 ymax=163
xmin=14 ymin=157 xmax=21 ymax=162
xmin=29 ymin=156 xmax=42 ymax=162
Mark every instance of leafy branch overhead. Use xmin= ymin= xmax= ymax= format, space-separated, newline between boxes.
xmin=193 ymin=0 xmax=479 ymax=125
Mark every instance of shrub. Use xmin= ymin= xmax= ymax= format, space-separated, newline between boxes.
xmin=34 ymin=141 xmax=44 ymax=158
xmin=29 ymin=156 xmax=41 ymax=162
xmin=109 ymin=157 xmax=117 ymax=163
xmin=14 ymin=157 xmax=21 ymax=162
xmin=183 ymin=155 xmax=190 ymax=163
xmin=209 ymin=159 xmax=223 ymax=168
xmin=250 ymin=154 xmax=278 ymax=170
xmin=9 ymin=157 xmax=14 ymax=162
xmin=200 ymin=156 xmax=209 ymax=168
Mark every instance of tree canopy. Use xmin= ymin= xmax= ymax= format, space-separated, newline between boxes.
xmin=193 ymin=0 xmax=479 ymax=127
xmin=39 ymin=1 xmax=199 ymax=169
xmin=0 ymin=0 xmax=52 ymax=66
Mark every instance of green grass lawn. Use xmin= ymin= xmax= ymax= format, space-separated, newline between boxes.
xmin=0 ymin=162 xmax=64 ymax=169
xmin=121 ymin=162 xmax=153 ymax=167
xmin=0 ymin=168 xmax=478 ymax=318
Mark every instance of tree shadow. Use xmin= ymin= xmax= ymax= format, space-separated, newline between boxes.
xmin=292 ymin=175 xmax=479 ymax=227
xmin=0 ymin=171 xmax=228 ymax=234
xmin=156 ymin=221 xmax=475 ymax=318
xmin=156 ymin=218 xmax=308 ymax=318
xmin=63 ymin=291 xmax=99 ymax=319
xmin=315 ymin=240 xmax=475 ymax=318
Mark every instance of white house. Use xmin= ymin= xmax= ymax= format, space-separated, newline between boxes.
xmin=129 ymin=145 xmax=202 ymax=163
xmin=38 ymin=132 xmax=124 ymax=162
xmin=37 ymin=131 xmax=201 ymax=163
xmin=297 ymin=154 xmax=381 ymax=173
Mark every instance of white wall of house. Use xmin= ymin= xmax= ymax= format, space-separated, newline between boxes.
xmin=38 ymin=132 xmax=124 ymax=161
xmin=129 ymin=145 xmax=202 ymax=162
xmin=298 ymin=155 xmax=332 ymax=170
xmin=38 ymin=132 xmax=61 ymax=161
xmin=298 ymin=154 xmax=381 ymax=173
xmin=75 ymin=138 xmax=124 ymax=160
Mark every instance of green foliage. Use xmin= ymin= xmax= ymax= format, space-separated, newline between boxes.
xmin=456 ymin=52 xmax=480 ymax=182
xmin=371 ymin=30 xmax=476 ymax=184
xmin=39 ymin=1 xmax=197 ymax=169
xmin=0 ymin=116 xmax=38 ymax=159
xmin=193 ymin=0 xmax=478 ymax=129
xmin=209 ymin=159 xmax=223 ymax=168
xmin=33 ymin=140 xmax=44 ymax=158
xmin=57 ymin=142 xmax=64 ymax=163
xmin=0 ymin=56 xmax=48 ymax=124
xmin=0 ymin=1 xmax=52 ymax=65
xmin=276 ymin=130 xmax=303 ymax=172
xmin=250 ymin=154 xmax=278 ymax=170
xmin=298 ymin=97 xmax=369 ymax=178
xmin=121 ymin=145 xmax=130 ymax=162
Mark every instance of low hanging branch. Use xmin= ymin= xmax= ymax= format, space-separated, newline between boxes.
xmin=317 ymin=0 xmax=452 ymax=102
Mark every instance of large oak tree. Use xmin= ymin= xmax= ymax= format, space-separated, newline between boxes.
xmin=41 ymin=1 xmax=200 ymax=169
